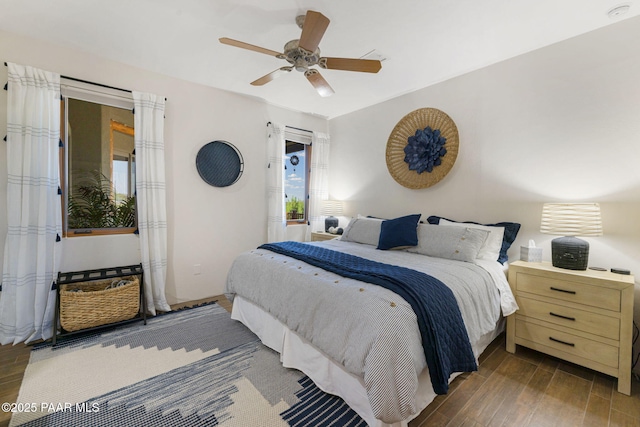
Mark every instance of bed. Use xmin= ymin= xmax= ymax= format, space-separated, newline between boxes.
xmin=225 ymin=215 xmax=520 ymax=427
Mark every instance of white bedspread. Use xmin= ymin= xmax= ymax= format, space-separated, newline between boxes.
xmin=225 ymin=240 xmax=514 ymax=423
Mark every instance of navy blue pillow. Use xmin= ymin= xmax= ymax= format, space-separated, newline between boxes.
xmin=426 ymin=216 xmax=521 ymax=264
xmin=377 ymin=214 xmax=422 ymax=250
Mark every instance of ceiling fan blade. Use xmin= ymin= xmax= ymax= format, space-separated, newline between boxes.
xmin=320 ymin=57 xmax=382 ymax=73
xmin=298 ymin=11 xmax=330 ymax=53
xmin=304 ymin=69 xmax=334 ymax=97
xmin=219 ymin=37 xmax=283 ymax=57
xmin=251 ymin=67 xmax=292 ymax=86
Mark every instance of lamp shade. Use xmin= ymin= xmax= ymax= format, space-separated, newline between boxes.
xmin=321 ymin=200 xmax=344 ymax=217
xmin=541 ymin=203 xmax=602 ymax=270
xmin=540 ymin=203 xmax=602 ymax=237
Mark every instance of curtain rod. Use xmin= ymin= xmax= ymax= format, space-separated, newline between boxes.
xmin=4 ymin=62 xmax=167 ymax=100
xmin=5 ymin=62 xmax=130 ymax=93
xmin=266 ymin=121 xmax=312 ymax=134
xmin=63 ymin=75 xmax=132 ymax=94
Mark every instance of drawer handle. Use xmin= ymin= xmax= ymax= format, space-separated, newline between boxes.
xmin=549 ymin=312 xmax=576 ymax=321
xmin=549 ymin=336 xmax=575 ymax=347
xmin=550 ymin=286 xmax=576 ymax=295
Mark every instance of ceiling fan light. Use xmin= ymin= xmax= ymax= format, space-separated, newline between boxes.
xmin=316 ymin=86 xmax=334 ymax=97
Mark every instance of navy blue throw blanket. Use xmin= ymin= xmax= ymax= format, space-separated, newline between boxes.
xmin=258 ymin=241 xmax=477 ymax=394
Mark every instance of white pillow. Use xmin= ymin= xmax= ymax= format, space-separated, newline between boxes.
xmin=439 ymin=219 xmax=505 ymax=262
xmin=407 ymin=224 xmax=489 ymax=262
xmin=340 ymin=217 xmax=382 ymax=246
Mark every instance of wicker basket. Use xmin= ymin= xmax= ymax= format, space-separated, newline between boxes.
xmin=59 ymin=276 xmax=140 ymax=332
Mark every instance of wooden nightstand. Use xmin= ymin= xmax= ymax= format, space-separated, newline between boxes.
xmin=310 ymin=231 xmax=339 ymax=242
xmin=506 ymin=260 xmax=635 ymax=395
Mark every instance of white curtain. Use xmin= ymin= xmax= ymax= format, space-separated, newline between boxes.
xmin=133 ymin=91 xmax=170 ymax=315
xmin=0 ymin=63 xmax=62 ymax=344
xmin=267 ymin=123 xmax=287 ymax=243
xmin=305 ymin=131 xmax=331 ymax=241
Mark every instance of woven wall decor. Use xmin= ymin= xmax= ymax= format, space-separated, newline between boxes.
xmin=196 ymin=140 xmax=244 ymax=187
xmin=386 ymin=108 xmax=459 ymax=189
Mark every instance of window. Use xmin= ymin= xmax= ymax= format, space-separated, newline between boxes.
xmin=284 ymin=128 xmax=312 ymax=225
xmin=60 ymin=81 xmax=136 ymax=236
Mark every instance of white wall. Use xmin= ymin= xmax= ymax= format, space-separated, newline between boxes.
xmin=0 ymin=30 xmax=327 ymax=304
xmin=328 ymin=16 xmax=640 ymax=373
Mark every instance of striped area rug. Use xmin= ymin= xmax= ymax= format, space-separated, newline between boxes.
xmin=11 ymin=303 xmax=366 ymax=427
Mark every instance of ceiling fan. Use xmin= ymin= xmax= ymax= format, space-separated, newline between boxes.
xmin=219 ymin=10 xmax=382 ymax=97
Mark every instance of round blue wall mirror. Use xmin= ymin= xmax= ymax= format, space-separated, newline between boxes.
xmin=196 ymin=140 xmax=244 ymax=187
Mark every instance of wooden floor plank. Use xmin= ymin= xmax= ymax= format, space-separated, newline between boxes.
xmin=468 ymin=355 xmax=539 ymax=425
xmin=443 ymin=355 xmax=534 ymax=425
xmin=415 ymin=410 xmax=451 ymax=427
xmin=611 ymin=382 xmax=640 ymax=419
xmin=557 ymin=361 xmax=596 ymax=382
xmin=582 ymin=393 xmax=612 ymax=427
xmin=592 ymin=372 xmax=614 ymax=400
xmin=527 ymin=370 xmax=593 ymax=427
xmin=495 ymin=367 xmax=553 ymax=427
xmin=478 ymin=334 xmax=504 ymax=364
xmin=609 ymin=409 xmax=640 ymax=427
xmin=476 ymin=345 xmax=510 ymax=379
xmin=538 ymin=354 xmax=561 ymax=373
xmin=434 ymin=373 xmax=488 ymax=420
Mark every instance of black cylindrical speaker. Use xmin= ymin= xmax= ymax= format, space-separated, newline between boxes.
xmin=551 ymin=236 xmax=589 ymax=270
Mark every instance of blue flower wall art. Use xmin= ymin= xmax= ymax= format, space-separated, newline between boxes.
xmin=403 ymin=126 xmax=447 ymax=174
xmin=386 ymin=107 xmax=458 ymax=189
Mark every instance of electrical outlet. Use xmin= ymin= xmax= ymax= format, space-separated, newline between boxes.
xmin=193 ymin=264 xmax=201 ymax=275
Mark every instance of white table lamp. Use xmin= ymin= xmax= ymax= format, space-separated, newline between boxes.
xmin=540 ymin=203 xmax=602 ymax=270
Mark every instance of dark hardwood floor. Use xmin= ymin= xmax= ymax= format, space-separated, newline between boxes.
xmin=409 ymin=334 xmax=640 ymax=427
xmin=1 ymin=295 xmax=638 ymax=427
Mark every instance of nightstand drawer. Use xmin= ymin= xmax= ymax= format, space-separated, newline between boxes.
xmin=517 ymin=273 xmax=620 ymax=311
xmin=516 ymin=296 xmax=620 ymax=340
xmin=515 ymin=319 xmax=619 ymax=368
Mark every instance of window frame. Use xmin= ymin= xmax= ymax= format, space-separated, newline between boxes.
xmin=284 ymin=127 xmax=313 ymax=226
xmin=285 ymin=140 xmax=312 ymax=225
xmin=60 ymin=80 xmax=137 ymax=237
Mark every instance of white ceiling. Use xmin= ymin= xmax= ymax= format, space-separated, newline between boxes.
xmin=0 ymin=0 xmax=638 ymax=119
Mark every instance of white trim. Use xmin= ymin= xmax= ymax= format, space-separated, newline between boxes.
xmin=285 ymin=127 xmax=312 ymax=145
xmin=60 ymin=78 xmax=133 ymax=110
